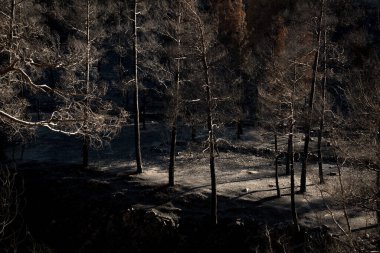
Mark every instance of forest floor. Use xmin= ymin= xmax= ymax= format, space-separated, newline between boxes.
xmin=7 ymin=121 xmax=379 ymax=249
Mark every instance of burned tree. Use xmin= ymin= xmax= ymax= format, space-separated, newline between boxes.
xmin=0 ymin=0 xmax=127 ymax=166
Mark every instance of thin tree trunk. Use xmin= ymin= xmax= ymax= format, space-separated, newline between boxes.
xmin=336 ymin=158 xmax=352 ymax=234
xmin=8 ymin=0 xmax=15 ymax=71
xmin=133 ymin=0 xmax=143 ymax=173
xmin=205 ymin=61 xmax=217 ymax=226
xmin=377 ymin=169 xmax=380 ymax=226
xmin=237 ymin=120 xmax=243 ymax=140
xmin=290 ymin=62 xmax=299 ymax=229
xmin=0 ymin=134 xmax=6 ymax=161
xmin=168 ymin=7 xmax=182 ymax=187
xmin=300 ymin=0 xmax=325 ymax=193
xmin=290 ymin=116 xmax=298 ymax=229
xmin=317 ymin=27 xmax=327 ymax=184
xmin=286 ymin=135 xmax=291 ymax=176
xmin=8 ymin=0 xmax=15 ymax=65
xmin=191 ymin=125 xmax=196 ymax=141
xmin=142 ymin=93 xmax=146 ymax=130
xmin=184 ymin=0 xmax=217 ymax=224
xmin=117 ymin=1 xmax=124 ymax=104
xmin=377 ymin=124 xmax=380 ymax=226
xmin=275 ymin=132 xmax=281 ymax=198
xmin=169 ymin=122 xmax=176 ymax=187
xmin=287 ymin=62 xmax=298 ymax=176
xmin=200 ymin=23 xmax=217 ymax=226
xmin=83 ymin=0 xmax=90 ymax=168
xmin=82 ymin=136 xmax=89 ymax=168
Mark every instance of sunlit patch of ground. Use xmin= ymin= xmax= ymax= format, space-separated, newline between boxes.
xmin=9 ymin=123 xmax=378 ymax=236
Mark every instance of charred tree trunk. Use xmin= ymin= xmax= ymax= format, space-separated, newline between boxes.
xmin=290 ymin=113 xmax=299 ymax=229
xmin=377 ymin=167 xmax=380 ymax=227
xmin=168 ymin=122 xmax=176 ymax=187
xmin=203 ymin=45 xmax=217 ymax=226
xmin=300 ymin=0 xmax=324 ymax=193
xmin=191 ymin=125 xmax=196 ymax=142
xmin=336 ymin=157 xmax=352 ymax=234
xmin=168 ymin=8 xmax=182 ymax=187
xmin=377 ymin=124 xmax=380 ymax=226
xmin=83 ymin=0 xmax=90 ymax=168
xmin=133 ymin=0 xmax=143 ymax=173
xmin=0 ymin=133 xmax=7 ymax=162
xmin=290 ymin=60 xmax=299 ymax=229
xmin=142 ymin=93 xmax=146 ymax=130
xmin=275 ymin=132 xmax=281 ymax=198
xmin=197 ymin=16 xmax=217 ymax=226
xmin=82 ymin=136 xmax=89 ymax=168
xmin=317 ymin=27 xmax=327 ymax=184
xmin=237 ymin=120 xmax=243 ymax=140
xmin=286 ymin=135 xmax=291 ymax=176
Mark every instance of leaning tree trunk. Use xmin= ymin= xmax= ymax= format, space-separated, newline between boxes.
xmin=300 ymin=0 xmax=325 ymax=193
xmin=133 ymin=0 xmax=143 ymax=173
xmin=317 ymin=27 xmax=327 ymax=184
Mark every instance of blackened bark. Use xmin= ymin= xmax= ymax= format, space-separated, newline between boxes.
xmin=191 ymin=125 xmax=196 ymax=142
xmin=134 ymin=90 xmax=143 ymax=173
xmin=82 ymin=136 xmax=89 ymax=168
xmin=317 ymin=27 xmax=327 ymax=184
xmin=237 ymin=120 xmax=243 ymax=139
xmin=83 ymin=0 xmax=90 ymax=168
xmin=289 ymin=122 xmax=298 ymax=228
xmin=286 ymin=135 xmax=291 ymax=176
xmin=377 ymin=125 xmax=380 ymax=226
xmin=300 ymin=0 xmax=325 ymax=193
xmin=199 ymin=20 xmax=217 ymax=226
xmin=168 ymin=5 xmax=182 ymax=187
xmin=169 ymin=123 xmax=176 ymax=187
xmin=275 ymin=133 xmax=281 ymax=198
xmin=133 ymin=0 xmax=143 ymax=173
xmin=142 ymin=94 xmax=146 ymax=130
xmin=0 ymin=133 xmax=7 ymax=162
xmin=204 ymin=55 xmax=217 ymax=226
